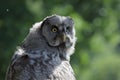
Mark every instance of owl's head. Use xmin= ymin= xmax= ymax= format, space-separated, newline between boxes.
xmin=38 ymin=15 xmax=76 ymax=48
xmin=22 ymin=15 xmax=76 ymax=60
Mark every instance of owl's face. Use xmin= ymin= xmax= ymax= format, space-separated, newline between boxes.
xmin=41 ymin=15 xmax=75 ymax=48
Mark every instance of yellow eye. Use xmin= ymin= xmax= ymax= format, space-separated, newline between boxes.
xmin=52 ymin=27 xmax=58 ymax=32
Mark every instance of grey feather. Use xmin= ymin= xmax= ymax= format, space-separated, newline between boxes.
xmin=6 ymin=15 xmax=76 ymax=80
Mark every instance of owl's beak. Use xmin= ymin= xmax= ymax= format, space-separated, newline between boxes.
xmin=62 ymin=33 xmax=67 ymax=42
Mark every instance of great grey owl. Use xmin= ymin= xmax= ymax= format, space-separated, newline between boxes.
xmin=6 ymin=15 xmax=76 ymax=80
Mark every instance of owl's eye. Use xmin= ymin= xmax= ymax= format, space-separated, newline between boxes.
xmin=51 ymin=26 xmax=58 ymax=32
xmin=66 ymin=26 xmax=71 ymax=31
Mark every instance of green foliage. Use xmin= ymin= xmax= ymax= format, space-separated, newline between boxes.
xmin=0 ymin=0 xmax=120 ymax=80
xmin=81 ymin=54 xmax=120 ymax=80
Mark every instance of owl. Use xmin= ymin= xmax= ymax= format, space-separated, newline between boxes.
xmin=6 ymin=15 xmax=76 ymax=80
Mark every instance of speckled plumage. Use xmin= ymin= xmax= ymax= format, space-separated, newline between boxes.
xmin=6 ymin=15 xmax=76 ymax=80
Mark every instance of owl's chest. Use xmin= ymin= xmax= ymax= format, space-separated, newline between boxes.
xmin=26 ymin=51 xmax=58 ymax=77
xmin=29 ymin=59 xmax=74 ymax=80
xmin=23 ymin=52 xmax=74 ymax=80
xmin=15 ymin=50 xmax=75 ymax=80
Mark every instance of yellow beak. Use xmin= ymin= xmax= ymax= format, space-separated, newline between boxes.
xmin=63 ymin=34 xmax=67 ymax=42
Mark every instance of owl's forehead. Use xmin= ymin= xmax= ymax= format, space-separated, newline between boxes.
xmin=47 ymin=16 xmax=73 ymax=26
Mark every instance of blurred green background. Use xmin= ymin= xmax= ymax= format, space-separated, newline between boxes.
xmin=0 ymin=0 xmax=120 ymax=80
